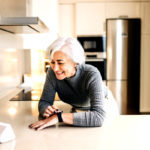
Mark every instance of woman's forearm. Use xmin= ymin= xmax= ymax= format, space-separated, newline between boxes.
xmin=73 ymin=110 xmax=105 ymax=127
xmin=62 ymin=113 xmax=74 ymax=125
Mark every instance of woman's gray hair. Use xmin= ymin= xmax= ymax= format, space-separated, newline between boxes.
xmin=46 ymin=37 xmax=85 ymax=65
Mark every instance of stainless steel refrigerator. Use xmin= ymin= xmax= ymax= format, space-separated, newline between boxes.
xmin=106 ymin=18 xmax=141 ymax=114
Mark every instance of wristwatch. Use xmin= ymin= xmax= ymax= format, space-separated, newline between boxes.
xmin=55 ymin=109 xmax=63 ymax=122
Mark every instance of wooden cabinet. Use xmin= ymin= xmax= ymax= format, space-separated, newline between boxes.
xmin=76 ymin=2 xmax=106 ymax=36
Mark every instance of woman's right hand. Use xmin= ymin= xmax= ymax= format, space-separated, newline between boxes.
xmin=43 ymin=105 xmax=58 ymax=118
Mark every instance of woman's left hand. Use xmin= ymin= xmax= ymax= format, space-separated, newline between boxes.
xmin=29 ymin=114 xmax=58 ymax=131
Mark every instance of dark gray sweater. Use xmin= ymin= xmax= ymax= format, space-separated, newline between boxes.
xmin=38 ymin=64 xmax=106 ymax=127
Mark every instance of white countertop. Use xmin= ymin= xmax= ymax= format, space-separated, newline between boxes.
xmin=0 ymin=89 xmax=150 ymax=150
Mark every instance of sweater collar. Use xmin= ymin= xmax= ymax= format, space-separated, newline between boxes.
xmin=64 ymin=64 xmax=82 ymax=82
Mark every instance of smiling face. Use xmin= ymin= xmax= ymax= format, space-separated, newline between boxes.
xmin=50 ymin=51 xmax=77 ymax=80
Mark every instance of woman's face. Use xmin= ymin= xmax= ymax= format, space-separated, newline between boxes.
xmin=50 ymin=51 xmax=76 ymax=80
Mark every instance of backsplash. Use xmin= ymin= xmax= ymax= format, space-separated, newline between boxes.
xmin=0 ymin=49 xmax=24 ymax=97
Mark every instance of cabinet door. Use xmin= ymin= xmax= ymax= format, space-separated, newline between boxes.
xmin=141 ymin=3 xmax=150 ymax=34
xmin=58 ymin=4 xmax=75 ymax=37
xmin=76 ymin=3 xmax=106 ymax=35
xmin=140 ymin=35 xmax=150 ymax=112
xmin=32 ymin=0 xmax=58 ymax=30
xmin=106 ymin=2 xmax=141 ymax=18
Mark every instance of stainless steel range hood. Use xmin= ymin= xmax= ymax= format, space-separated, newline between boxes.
xmin=0 ymin=17 xmax=49 ymax=34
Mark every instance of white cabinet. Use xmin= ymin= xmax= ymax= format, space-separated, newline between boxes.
xmin=141 ymin=0 xmax=150 ymax=1
xmin=141 ymin=3 xmax=150 ymax=34
xmin=31 ymin=0 xmax=58 ymax=31
xmin=58 ymin=4 xmax=75 ymax=37
xmin=140 ymin=35 xmax=150 ymax=112
xmin=106 ymin=2 xmax=141 ymax=18
xmin=76 ymin=3 xmax=106 ymax=36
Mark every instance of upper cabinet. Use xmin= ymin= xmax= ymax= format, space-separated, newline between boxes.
xmin=106 ymin=2 xmax=141 ymax=18
xmin=31 ymin=0 xmax=58 ymax=32
xmin=58 ymin=4 xmax=75 ymax=37
xmin=76 ymin=3 xmax=106 ymax=36
xmin=59 ymin=1 xmax=142 ymax=36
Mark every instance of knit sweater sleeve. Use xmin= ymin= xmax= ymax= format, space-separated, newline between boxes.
xmin=38 ymin=68 xmax=56 ymax=116
xmin=73 ymin=71 xmax=106 ymax=127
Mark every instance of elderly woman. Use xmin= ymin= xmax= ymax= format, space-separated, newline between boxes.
xmin=29 ymin=37 xmax=119 ymax=130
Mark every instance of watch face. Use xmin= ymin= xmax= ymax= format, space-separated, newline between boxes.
xmin=54 ymin=109 xmax=63 ymax=114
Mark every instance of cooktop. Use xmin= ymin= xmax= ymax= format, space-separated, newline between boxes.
xmin=10 ymin=90 xmax=41 ymax=101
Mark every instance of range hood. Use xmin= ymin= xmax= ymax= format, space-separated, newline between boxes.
xmin=0 ymin=17 xmax=49 ymax=34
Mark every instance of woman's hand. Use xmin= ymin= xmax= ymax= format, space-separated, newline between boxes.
xmin=43 ymin=105 xmax=58 ymax=118
xmin=29 ymin=114 xmax=58 ymax=131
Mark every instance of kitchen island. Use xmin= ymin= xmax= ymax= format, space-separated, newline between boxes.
xmin=0 ymin=88 xmax=150 ymax=150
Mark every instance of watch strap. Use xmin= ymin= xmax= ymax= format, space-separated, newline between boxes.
xmin=55 ymin=109 xmax=63 ymax=122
